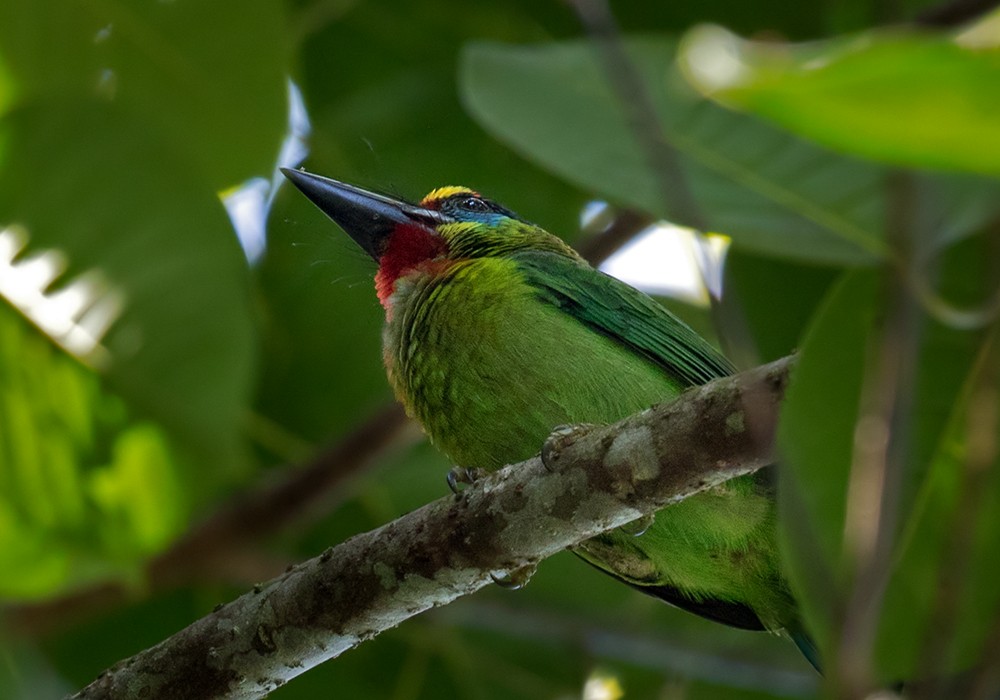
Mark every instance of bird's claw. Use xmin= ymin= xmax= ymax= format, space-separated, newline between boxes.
xmin=446 ymin=466 xmax=485 ymax=494
xmin=490 ymin=563 xmax=537 ymax=590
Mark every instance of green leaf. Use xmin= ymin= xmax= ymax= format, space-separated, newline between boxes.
xmin=0 ymin=0 xmax=289 ymax=187
xmin=0 ymin=638 xmax=72 ymax=699
xmin=461 ymin=37 xmax=888 ymax=265
xmin=871 ymin=233 xmax=1000 ymax=678
xmin=776 ymin=270 xmax=873 ymax=652
xmin=0 ymin=53 xmax=12 ymax=116
xmin=0 ymin=99 xmax=255 ymax=482
xmin=874 ymin=337 xmax=1000 ymax=678
xmin=0 ymin=303 xmax=188 ymax=599
xmin=680 ymin=25 xmax=1000 ymax=176
xmin=722 ymin=247 xmax=840 ymax=363
xmin=253 ymin=187 xmax=392 ymax=445
xmin=778 ymin=233 xmax=1000 ymax=679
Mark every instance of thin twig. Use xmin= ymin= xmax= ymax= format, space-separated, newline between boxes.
xmin=567 ymin=0 xmax=707 ymax=232
xmin=835 ymin=172 xmax=922 ymax=697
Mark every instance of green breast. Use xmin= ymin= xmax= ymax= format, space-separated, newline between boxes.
xmin=384 ymin=257 xmax=680 ymax=468
xmin=383 ymin=256 xmax=793 ymax=630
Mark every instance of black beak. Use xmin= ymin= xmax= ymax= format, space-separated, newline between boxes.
xmin=280 ymin=168 xmax=447 ymax=260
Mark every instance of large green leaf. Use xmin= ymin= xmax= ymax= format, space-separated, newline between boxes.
xmin=0 ymin=0 xmax=288 ymax=187
xmin=0 ymin=99 xmax=255 ymax=484
xmin=776 ymin=270 xmax=872 ymax=653
xmin=461 ymin=37 xmax=889 ymax=265
xmin=680 ymin=25 xmax=1000 ymax=176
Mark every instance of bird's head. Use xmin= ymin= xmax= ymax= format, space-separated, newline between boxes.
xmin=282 ymin=168 xmax=579 ymax=307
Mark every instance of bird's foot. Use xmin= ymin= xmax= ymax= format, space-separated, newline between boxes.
xmin=446 ymin=466 xmax=486 ymax=494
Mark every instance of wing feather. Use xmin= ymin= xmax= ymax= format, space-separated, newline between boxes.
xmin=513 ymin=251 xmax=735 ymax=386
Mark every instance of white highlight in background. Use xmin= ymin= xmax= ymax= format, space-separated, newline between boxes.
xmin=600 ymin=223 xmax=729 ymax=306
xmin=224 ymin=79 xmax=312 ymax=263
xmin=0 ymin=227 xmax=122 ymax=365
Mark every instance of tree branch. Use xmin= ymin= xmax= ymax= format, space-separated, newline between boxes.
xmin=70 ymin=356 xmax=794 ymax=700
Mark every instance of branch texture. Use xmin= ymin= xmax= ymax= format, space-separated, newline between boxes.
xmin=71 ymin=356 xmax=794 ymax=700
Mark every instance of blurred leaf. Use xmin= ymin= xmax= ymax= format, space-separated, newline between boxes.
xmin=776 ymin=270 xmax=872 ymax=650
xmin=0 ymin=0 xmax=288 ymax=187
xmin=299 ymin=2 xmax=588 ymax=237
xmin=681 ymin=25 xmax=1000 ymax=176
xmin=253 ymin=186 xmax=392 ymax=446
xmin=722 ymin=247 xmax=840 ymax=362
xmin=0 ymin=638 xmax=72 ymax=700
xmin=0 ymin=303 xmax=187 ymax=599
xmin=872 ymin=232 xmax=1000 ymax=678
xmin=0 ymin=99 xmax=255 ymax=483
xmin=778 ymin=233 xmax=999 ymax=679
xmin=875 ymin=334 xmax=1000 ymax=678
xmin=0 ymin=52 xmax=12 ymax=115
xmin=461 ymin=37 xmax=888 ymax=265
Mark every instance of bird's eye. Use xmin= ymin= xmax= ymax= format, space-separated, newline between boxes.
xmin=460 ymin=197 xmax=490 ymax=213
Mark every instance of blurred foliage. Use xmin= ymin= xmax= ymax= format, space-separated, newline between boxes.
xmin=0 ymin=303 xmax=184 ymax=600
xmin=779 ymin=237 xmax=1000 ymax=681
xmin=0 ymin=0 xmax=998 ymax=698
xmin=680 ymin=25 xmax=1000 ymax=176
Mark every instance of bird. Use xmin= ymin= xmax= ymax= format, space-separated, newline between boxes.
xmin=281 ymin=167 xmax=818 ymax=670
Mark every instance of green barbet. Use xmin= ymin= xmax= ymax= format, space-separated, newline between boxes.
xmin=282 ymin=168 xmax=816 ymax=669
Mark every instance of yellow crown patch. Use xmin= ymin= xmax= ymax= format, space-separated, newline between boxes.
xmin=420 ymin=186 xmax=478 ymax=207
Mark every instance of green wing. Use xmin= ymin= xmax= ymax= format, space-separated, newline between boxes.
xmin=514 ymin=250 xmax=778 ymax=632
xmin=512 ymin=250 xmax=735 ymax=387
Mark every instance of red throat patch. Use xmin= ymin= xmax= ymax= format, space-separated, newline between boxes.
xmin=375 ymin=224 xmax=447 ymax=309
